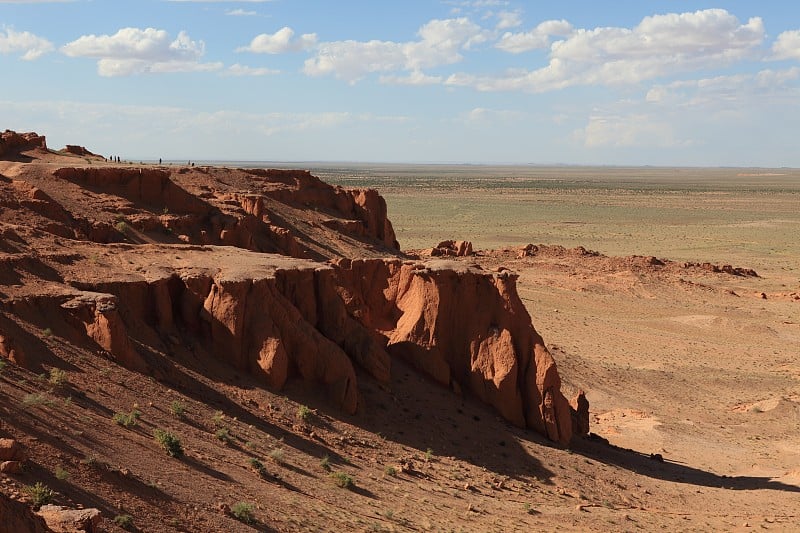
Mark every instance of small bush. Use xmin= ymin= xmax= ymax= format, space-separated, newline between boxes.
xmin=248 ymin=457 xmax=267 ymax=476
xmin=24 ymin=482 xmax=54 ymax=509
xmin=54 ymin=466 xmax=69 ymax=480
xmin=211 ymin=410 xmax=225 ymax=426
xmin=319 ymin=455 xmax=331 ymax=472
xmin=42 ymin=327 xmax=53 ymax=338
xmin=153 ymin=429 xmax=183 ymax=458
xmin=231 ymin=501 xmax=256 ymax=524
xmin=296 ymin=404 xmax=311 ymax=421
xmin=21 ymin=393 xmax=51 ymax=408
xmin=169 ymin=400 xmax=186 ymax=418
xmin=424 ymin=448 xmax=434 ymax=462
xmin=112 ymin=409 xmax=141 ymax=428
xmin=330 ymin=471 xmax=354 ymax=489
xmin=215 ymin=428 xmax=232 ymax=444
xmin=113 ymin=514 xmax=134 ymax=530
xmin=48 ymin=368 xmax=67 ymax=387
xmin=268 ymin=448 xmax=284 ymax=465
xmin=114 ymin=221 xmax=128 ymax=234
xmin=384 ymin=465 xmax=397 ymax=477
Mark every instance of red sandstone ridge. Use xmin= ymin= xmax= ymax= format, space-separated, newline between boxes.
xmin=0 ymin=130 xmax=47 ymax=159
xmin=0 ymin=131 xmax=585 ymax=447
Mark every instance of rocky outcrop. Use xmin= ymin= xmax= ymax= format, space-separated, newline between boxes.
xmin=0 ymin=492 xmax=52 ymax=533
xmin=36 ymin=505 xmax=101 ymax=533
xmin=429 ymin=240 xmax=474 ymax=257
xmin=60 ymin=145 xmax=99 ymax=158
xmin=331 ymin=259 xmax=581 ymax=444
xmin=0 ymin=244 xmax=582 ymax=444
xmin=0 ymin=130 xmax=47 ymax=159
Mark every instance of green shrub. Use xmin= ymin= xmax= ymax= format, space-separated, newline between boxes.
xmin=215 ymin=428 xmax=232 ymax=444
xmin=48 ymin=368 xmax=67 ymax=386
xmin=112 ymin=409 xmax=141 ymax=427
xmin=384 ymin=465 xmax=397 ymax=477
xmin=330 ymin=471 xmax=354 ymax=489
xmin=114 ymin=221 xmax=128 ymax=233
xmin=113 ymin=514 xmax=134 ymax=529
xmin=319 ymin=455 xmax=331 ymax=472
xmin=54 ymin=466 xmax=69 ymax=480
xmin=42 ymin=327 xmax=53 ymax=338
xmin=21 ymin=393 xmax=51 ymax=408
xmin=153 ymin=429 xmax=183 ymax=458
xmin=211 ymin=410 xmax=225 ymax=426
xmin=24 ymin=482 xmax=54 ymax=509
xmin=169 ymin=400 xmax=186 ymax=418
xmin=268 ymin=448 xmax=284 ymax=465
xmin=424 ymin=448 xmax=434 ymax=461
xmin=248 ymin=457 xmax=267 ymax=476
xmin=296 ymin=404 xmax=311 ymax=421
xmin=231 ymin=502 xmax=255 ymax=524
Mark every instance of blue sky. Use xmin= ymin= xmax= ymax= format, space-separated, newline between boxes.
xmin=2 ymin=1 xmax=800 ymax=166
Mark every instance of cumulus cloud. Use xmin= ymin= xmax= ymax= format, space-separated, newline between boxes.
xmin=495 ymin=19 xmax=573 ymax=53
xmin=304 ymin=17 xmax=487 ymax=82
xmin=224 ymin=63 xmax=278 ymax=76
xmin=454 ymin=9 xmax=765 ymax=92
xmin=237 ymin=27 xmax=317 ymax=54
xmin=61 ymin=27 xmax=221 ymax=76
xmin=379 ymin=70 xmax=443 ymax=86
xmin=495 ymin=11 xmax=522 ymax=30
xmin=0 ymin=27 xmax=54 ymax=60
xmin=770 ymin=30 xmax=800 ymax=61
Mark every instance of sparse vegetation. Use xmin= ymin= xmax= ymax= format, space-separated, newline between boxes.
xmin=48 ymin=367 xmax=67 ymax=386
xmin=211 ymin=410 xmax=225 ymax=426
xmin=54 ymin=466 xmax=69 ymax=480
xmin=114 ymin=220 xmax=128 ymax=233
xmin=169 ymin=400 xmax=186 ymax=418
xmin=320 ymin=454 xmax=331 ymax=472
xmin=297 ymin=404 xmax=312 ymax=421
xmin=153 ymin=429 xmax=183 ymax=458
xmin=215 ymin=428 xmax=232 ymax=444
xmin=269 ymin=448 xmax=285 ymax=465
xmin=0 ymin=359 xmax=7 ymax=373
xmin=384 ymin=465 xmax=397 ymax=477
xmin=231 ymin=501 xmax=256 ymax=524
xmin=21 ymin=393 xmax=51 ymax=408
xmin=112 ymin=408 xmax=141 ymax=427
xmin=330 ymin=471 xmax=355 ymax=489
xmin=24 ymin=482 xmax=54 ymax=509
xmin=42 ymin=327 xmax=53 ymax=338
xmin=424 ymin=448 xmax=434 ymax=461
xmin=248 ymin=457 xmax=268 ymax=477
xmin=114 ymin=514 xmax=134 ymax=530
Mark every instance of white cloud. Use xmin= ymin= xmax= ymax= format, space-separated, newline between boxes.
xmin=495 ymin=11 xmax=522 ymax=30
xmin=61 ymin=27 xmax=221 ymax=76
xmin=645 ymin=67 xmax=800 ymax=107
xmin=304 ymin=17 xmax=487 ymax=82
xmin=770 ymin=30 xmax=800 ymax=61
xmin=379 ymin=70 xmax=442 ymax=86
xmin=0 ymin=27 xmax=54 ymax=60
xmin=224 ymin=63 xmax=278 ymax=76
xmin=464 ymin=107 xmax=524 ymax=123
xmin=577 ymin=114 xmax=686 ymax=148
xmin=226 ymin=9 xmax=256 ymax=16
xmin=454 ymin=9 xmax=765 ymax=92
xmin=237 ymin=27 xmax=317 ymax=54
xmin=495 ymin=19 xmax=573 ymax=53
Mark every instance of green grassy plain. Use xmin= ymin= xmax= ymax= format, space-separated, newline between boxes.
xmin=306 ymin=164 xmax=800 ymax=274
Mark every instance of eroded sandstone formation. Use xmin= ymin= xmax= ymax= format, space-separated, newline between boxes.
xmin=0 ymin=135 xmax=585 ymax=445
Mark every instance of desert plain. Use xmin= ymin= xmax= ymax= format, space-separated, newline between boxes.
xmin=1 ymin=137 xmax=799 ymax=532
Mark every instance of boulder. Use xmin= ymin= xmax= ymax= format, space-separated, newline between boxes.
xmin=0 ymin=492 xmax=51 ymax=533
xmin=37 ymin=505 xmax=101 ymax=533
